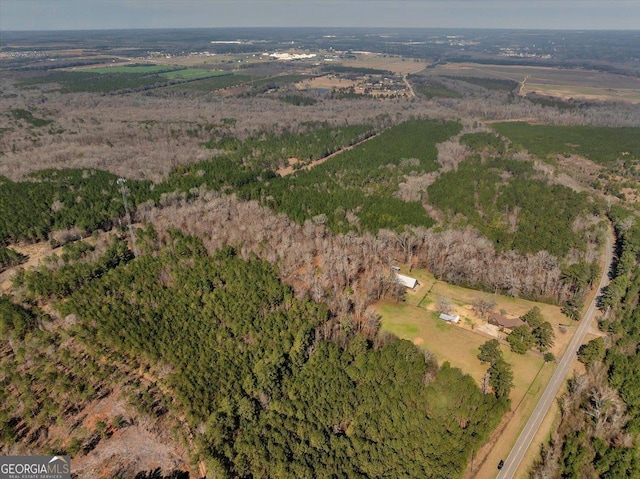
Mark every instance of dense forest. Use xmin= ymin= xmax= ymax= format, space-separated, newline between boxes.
xmin=491 ymin=123 xmax=640 ymax=165
xmin=1 ymin=230 xmax=507 ymax=478
xmin=428 ymin=155 xmax=591 ymax=257
xmin=0 ymin=169 xmax=151 ymax=244
xmin=2 ymin=117 xmax=604 ymax=260
xmin=530 ymin=207 xmax=640 ymax=478
xmin=0 ymin=116 xmax=607 ymax=311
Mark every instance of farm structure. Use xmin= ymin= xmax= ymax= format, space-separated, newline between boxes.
xmin=439 ymin=313 xmax=461 ymax=323
xmin=395 ymin=273 xmax=418 ymax=289
xmin=488 ymin=313 xmax=525 ymax=330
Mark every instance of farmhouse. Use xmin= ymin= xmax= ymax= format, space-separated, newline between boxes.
xmin=488 ymin=313 xmax=525 ymax=330
xmin=439 ymin=313 xmax=460 ymax=323
xmin=395 ymin=273 xmax=418 ymax=289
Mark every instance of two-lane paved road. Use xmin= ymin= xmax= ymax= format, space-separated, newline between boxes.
xmin=496 ymin=227 xmax=614 ymax=479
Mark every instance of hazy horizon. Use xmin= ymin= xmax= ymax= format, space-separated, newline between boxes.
xmin=1 ymin=0 xmax=639 ymax=32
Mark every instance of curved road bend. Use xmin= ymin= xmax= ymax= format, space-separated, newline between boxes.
xmin=497 ymin=227 xmax=614 ymax=479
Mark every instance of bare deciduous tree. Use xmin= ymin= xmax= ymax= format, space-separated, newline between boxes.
xmin=472 ymin=297 xmax=496 ymax=318
xmin=435 ymin=296 xmax=453 ymax=315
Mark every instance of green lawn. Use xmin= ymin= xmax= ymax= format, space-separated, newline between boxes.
xmin=379 ymin=300 xmax=543 ymax=388
xmin=89 ymin=65 xmax=173 ymax=74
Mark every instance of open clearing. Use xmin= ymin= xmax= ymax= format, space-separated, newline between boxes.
xmin=427 ymin=62 xmax=640 ymax=103
xmin=375 ymin=267 xmax=570 ymax=398
xmin=296 ymin=74 xmax=360 ymax=91
xmin=0 ymin=241 xmax=57 ymax=294
xmin=393 ymin=268 xmax=573 ymax=358
xmin=377 ymin=297 xmax=556 ymax=479
xmin=377 ymin=268 xmax=576 ymax=479
xmin=337 ymin=53 xmax=428 ymax=75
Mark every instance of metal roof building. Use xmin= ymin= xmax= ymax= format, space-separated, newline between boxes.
xmin=395 ymin=273 xmax=418 ymax=289
xmin=439 ymin=313 xmax=461 ymax=323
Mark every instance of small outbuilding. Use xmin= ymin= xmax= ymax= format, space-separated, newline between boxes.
xmin=395 ymin=273 xmax=418 ymax=289
xmin=439 ymin=313 xmax=460 ymax=323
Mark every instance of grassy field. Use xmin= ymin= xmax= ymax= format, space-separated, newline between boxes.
xmin=523 ymin=83 xmax=640 ymax=103
xmin=377 ymin=268 xmax=584 ymax=479
xmin=339 ymin=53 xmax=428 ymax=75
xmin=402 ymin=269 xmax=571 ymax=356
xmin=378 ymin=299 xmax=547 ymax=393
xmin=298 ymin=75 xmax=360 ymax=91
xmin=88 ymin=65 xmax=173 ymax=74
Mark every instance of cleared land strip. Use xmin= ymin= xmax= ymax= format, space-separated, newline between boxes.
xmin=403 ymin=75 xmax=416 ymax=97
xmin=496 ymin=224 xmax=614 ymax=479
xmin=276 ymin=130 xmax=381 ymax=177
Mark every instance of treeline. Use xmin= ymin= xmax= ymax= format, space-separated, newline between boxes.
xmin=0 ymin=169 xmax=151 ymax=244
xmin=160 ymin=119 xmax=458 ymax=234
xmin=11 ymin=108 xmax=52 ymax=127
xmin=14 ymin=236 xmax=133 ymax=300
xmin=143 ymin=195 xmax=580 ymax=341
xmin=0 ymin=122 xmax=378 ymax=244
xmin=21 ymin=71 xmax=169 ymax=94
xmin=0 ymin=225 xmax=510 ymax=477
xmin=459 ymin=132 xmax=505 ymax=154
xmin=279 ymin=94 xmax=318 ymax=106
xmin=443 ymin=76 xmax=519 ymax=92
xmin=320 ymin=65 xmax=394 ymax=76
xmin=21 ymin=68 xmax=235 ymax=95
xmin=0 ymin=117 xmax=603 ymax=311
xmin=530 ymin=207 xmax=640 ymax=478
xmin=0 ymin=119 xmax=606 ymax=308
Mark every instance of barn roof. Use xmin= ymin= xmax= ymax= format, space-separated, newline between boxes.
xmin=439 ymin=313 xmax=460 ymax=323
xmin=395 ymin=273 xmax=418 ymax=289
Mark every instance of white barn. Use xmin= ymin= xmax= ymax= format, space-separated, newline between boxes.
xmin=395 ymin=273 xmax=418 ymax=289
xmin=439 ymin=313 xmax=460 ymax=323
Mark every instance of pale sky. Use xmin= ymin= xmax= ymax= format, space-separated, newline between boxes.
xmin=1 ymin=0 xmax=638 ymax=31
